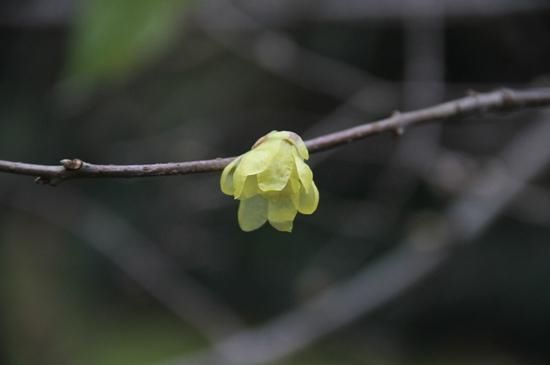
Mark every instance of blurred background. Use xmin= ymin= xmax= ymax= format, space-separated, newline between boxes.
xmin=1 ymin=1 xmax=550 ymax=364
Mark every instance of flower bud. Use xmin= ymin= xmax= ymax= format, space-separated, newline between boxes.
xmin=221 ymin=131 xmax=319 ymax=232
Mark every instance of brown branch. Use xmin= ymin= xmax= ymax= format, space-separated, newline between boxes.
xmin=1 ymin=88 xmax=550 ymax=185
xmin=0 ymin=157 xmax=235 ymax=185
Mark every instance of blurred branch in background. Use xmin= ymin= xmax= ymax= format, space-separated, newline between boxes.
xmin=5 ymin=188 xmax=244 ymax=341
xmin=299 ymin=0 xmax=447 ymax=277
xmin=298 ymin=4 xmax=447 ymax=300
xmin=402 ymin=0 xmax=445 ymax=108
xmin=303 ymin=0 xmax=444 ymax=138
xmin=195 ymin=0 xmax=400 ymax=111
xmin=234 ymin=0 xmax=550 ymax=25
xmin=1 ymin=88 xmax=550 ymax=184
xmin=366 ymin=0 xmax=445 ymax=243
xmin=162 ymin=109 xmax=550 ymax=365
xmin=196 ymin=0 xmax=524 ymax=113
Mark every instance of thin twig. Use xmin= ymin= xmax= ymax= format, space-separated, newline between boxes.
xmin=1 ymin=88 xmax=550 ymax=185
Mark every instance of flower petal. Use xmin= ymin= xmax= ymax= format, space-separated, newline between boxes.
xmin=268 ymin=196 xmax=298 ymax=223
xmin=287 ymin=173 xmax=301 ymax=209
xmin=298 ymin=180 xmax=319 ymax=214
xmin=234 ymin=141 xmax=280 ymax=197
xmin=239 ymin=175 xmax=260 ymax=199
xmin=265 ymin=130 xmax=287 ymax=140
xmin=258 ymin=142 xmax=293 ymax=192
xmin=237 ymin=140 xmax=279 ymax=175
xmin=293 ymin=151 xmax=314 ymax=193
xmin=293 ymin=141 xmax=309 ymax=160
xmin=287 ymin=132 xmax=309 ymax=160
xmin=220 ymin=157 xmax=240 ymax=196
xmin=269 ymin=220 xmax=293 ymax=232
xmin=265 ymin=131 xmax=309 ymax=160
xmin=238 ymin=195 xmax=268 ymax=232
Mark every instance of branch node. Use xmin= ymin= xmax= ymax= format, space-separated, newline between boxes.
xmin=60 ymin=158 xmax=83 ymax=170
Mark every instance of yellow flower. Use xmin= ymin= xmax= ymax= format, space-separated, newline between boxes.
xmin=220 ymin=131 xmax=319 ymax=232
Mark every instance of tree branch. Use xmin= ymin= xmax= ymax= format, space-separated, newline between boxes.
xmin=1 ymin=88 xmax=550 ymax=185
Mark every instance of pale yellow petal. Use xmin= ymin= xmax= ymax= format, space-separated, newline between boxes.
xmin=268 ymin=197 xmax=298 ymax=223
xmin=293 ymin=141 xmax=309 ymax=160
xmin=220 ymin=157 xmax=240 ymax=196
xmin=287 ymin=174 xmax=301 ymax=209
xmin=236 ymin=140 xmax=279 ymax=176
xmin=264 ymin=131 xmax=309 ymax=160
xmin=238 ymin=196 xmax=268 ymax=232
xmin=269 ymin=220 xmax=293 ymax=232
xmin=233 ymin=168 xmax=247 ymax=199
xmin=287 ymin=132 xmax=309 ymax=160
xmin=234 ymin=141 xmax=280 ymax=198
xmin=298 ymin=180 xmax=319 ymax=214
xmin=293 ymin=151 xmax=314 ymax=193
xmin=258 ymin=142 xmax=293 ymax=192
xmin=266 ymin=130 xmax=287 ymax=140
xmin=239 ymin=175 xmax=260 ymax=200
